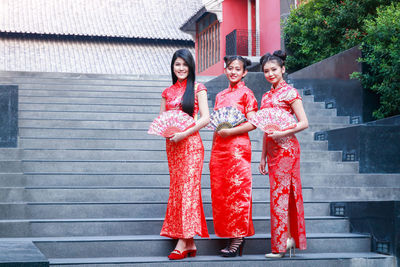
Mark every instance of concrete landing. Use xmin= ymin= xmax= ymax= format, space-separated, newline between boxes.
xmin=0 ymin=241 xmax=48 ymax=267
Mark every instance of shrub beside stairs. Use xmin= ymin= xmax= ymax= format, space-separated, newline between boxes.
xmin=0 ymin=71 xmax=398 ymax=266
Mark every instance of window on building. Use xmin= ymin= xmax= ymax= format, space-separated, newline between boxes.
xmin=197 ymin=14 xmax=220 ymax=73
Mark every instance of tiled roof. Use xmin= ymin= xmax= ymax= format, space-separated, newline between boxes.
xmin=0 ymin=37 xmax=194 ymax=75
xmin=180 ymin=6 xmax=207 ymax=33
xmin=0 ymin=0 xmax=203 ymax=41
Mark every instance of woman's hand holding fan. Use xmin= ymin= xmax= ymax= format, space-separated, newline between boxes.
xmin=249 ymin=107 xmax=297 ymax=133
xmin=148 ymin=110 xmax=195 ymax=138
xmin=208 ymin=106 xmax=247 ymax=132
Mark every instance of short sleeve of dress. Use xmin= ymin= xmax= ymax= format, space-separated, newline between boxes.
xmin=283 ymin=88 xmax=302 ymax=104
xmin=161 ymin=87 xmax=168 ymax=99
xmin=244 ymin=90 xmax=258 ymax=115
xmin=213 ymin=93 xmax=220 ymax=111
xmin=195 ymin=83 xmax=207 ymax=94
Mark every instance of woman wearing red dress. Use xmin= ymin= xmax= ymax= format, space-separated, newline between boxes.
xmin=209 ymin=56 xmax=258 ymax=257
xmin=159 ymin=49 xmax=210 ymax=260
xmin=258 ymin=50 xmax=308 ymax=258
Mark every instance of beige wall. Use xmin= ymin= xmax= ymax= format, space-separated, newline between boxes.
xmin=0 ymin=37 xmax=194 ymax=75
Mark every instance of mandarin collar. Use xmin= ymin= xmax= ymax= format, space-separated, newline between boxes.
xmin=228 ymin=81 xmax=245 ymax=91
xmin=270 ymin=80 xmax=287 ymax=92
xmin=175 ymin=79 xmax=187 ymax=88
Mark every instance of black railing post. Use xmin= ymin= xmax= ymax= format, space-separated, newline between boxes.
xmin=225 ymin=29 xmax=237 ymax=56
xmin=225 ymin=29 xmax=259 ymax=57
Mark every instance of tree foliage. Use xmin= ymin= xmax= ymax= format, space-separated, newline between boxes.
xmin=284 ymin=0 xmax=400 ymax=119
xmin=283 ymin=0 xmax=395 ymax=72
xmin=351 ymin=3 xmax=400 ymax=119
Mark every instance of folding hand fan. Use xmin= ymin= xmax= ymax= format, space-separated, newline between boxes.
xmin=208 ymin=106 xmax=247 ymax=131
xmin=249 ymin=107 xmax=297 ymax=132
xmin=148 ymin=110 xmax=195 ymax=137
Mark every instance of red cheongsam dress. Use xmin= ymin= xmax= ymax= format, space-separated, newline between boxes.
xmin=160 ymin=79 xmax=209 ymax=239
xmin=260 ymin=80 xmax=307 ymax=253
xmin=209 ymin=81 xmax=258 ymax=238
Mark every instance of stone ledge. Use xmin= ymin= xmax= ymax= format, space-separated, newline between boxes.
xmin=0 ymin=241 xmax=48 ymax=267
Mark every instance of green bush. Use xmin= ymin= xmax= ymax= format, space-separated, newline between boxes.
xmin=351 ymin=3 xmax=400 ymax=119
xmin=283 ymin=0 xmax=395 ymax=72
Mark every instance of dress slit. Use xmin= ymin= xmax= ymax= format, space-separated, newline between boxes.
xmin=289 ymin=182 xmax=300 ymax=248
xmin=261 ymin=81 xmax=307 ymax=253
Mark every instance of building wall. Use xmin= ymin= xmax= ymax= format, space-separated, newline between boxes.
xmin=259 ymin=0 xmax=281 ymax=55
xmin=198 ymin=0 xmax=248 ymax=76
xmin=0 ymin=37 xmax=194 ymax=75
xmin=198 ymin=0 xmax=283 ymax=76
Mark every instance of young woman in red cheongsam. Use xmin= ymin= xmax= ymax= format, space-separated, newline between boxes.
xmin=159 ymin=49 xmax=210 ymax=260
xmin=258 ymin=50 xmax=308 ymax=258
xmin=209 ymin=56 xmax=258 ymax=257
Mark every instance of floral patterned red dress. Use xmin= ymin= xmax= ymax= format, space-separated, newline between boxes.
xmin=260 ymin=80 xmax=307 ymax=253
xmin=209 ymin=81 xmax=258 ymax=237
xmin=160 ymin=79 xmax=209 ymax=239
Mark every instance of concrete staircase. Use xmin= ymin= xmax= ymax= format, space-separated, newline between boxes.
xmin=0 ymin=71 xmax=398 ymax=266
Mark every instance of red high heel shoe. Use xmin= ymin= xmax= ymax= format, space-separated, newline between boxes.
xmin=168 ymin=249 xmax=197 ymax=260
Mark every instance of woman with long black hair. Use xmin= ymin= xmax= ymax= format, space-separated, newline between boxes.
xmin=159 ymin=49 xmax=210 ymax=260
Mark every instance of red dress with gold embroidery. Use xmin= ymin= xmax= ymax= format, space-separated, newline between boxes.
xmin=160 ymin=79 xmax=209 ymax=239
xmin=209 ymin=81 xmax=258 ymax=237
xmin=260 ymin=80 xmax=307 ymax=253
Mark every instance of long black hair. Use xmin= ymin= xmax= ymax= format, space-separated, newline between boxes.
xmin=171 ymin=49 xmax=195 ymax=117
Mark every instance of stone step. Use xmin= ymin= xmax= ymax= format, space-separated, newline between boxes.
xmin=18 ymin=110 xmax=349 ymax=124
xmin=19 ymin=88 xmax=163 ymax=97
xmin=19 ymin=137 xmax=331 ymax=151
xmin=18 ymin=97 xmax=327 ymax=110
xmin=19 ymin=102 xmax=339 ymax=117
xmin=20 ymin=149 xmax=341 ymax=162
xmin=17 ymin=90 xmax=317 ymax=103
xmin=0 ymin=70 xmax=172 ymax=80
xmin=0 ymin=73 xmax=213 ymax=84
xmin=19 ymin=103 xmax=163 ymax=113
xmin=20 ymin=138 xmax=262 ymax=150
xmin=0 ymin=173 xmax=25 ymax=187
xmin=20 ymin=160 xmax=358 ymax=174
xmin=18 ymin=173 xmax=400 ymax=188
xmin=9 ymin=84 xmax=315 ymax=96
xmin=48 ymin=253 xmax=395 ymax=267
xmin=0 ymin=201 xmax=331 ymax=219
xmin=0 ymin=216 xmax=348 ymax=237
xmin=0 ymin=161 xmax=22 ymax=173
xmin=2 ymin=186 xmax=399 ymax=203
xmin=18 ymin=128 xmax=316 ymax=142
xmin=18 ymin=96 xmax=170 ymax=106
xmin=0 ymin=78 xmax=171 ymax=87
xmin=310 ymin=187 xmax=400 ymax=201
xmin=0 ymin=149 xmax=22 ymax=160
xmin=0 ymin=187 xmax=314 ymax=202
xmin=18 ymin=119 xmax=350 ymax=132
xmin=0 ymin=240 xmax=49 ymax=267
xmin=14 ymin=233 xmax=371 ymax=258
xmin=16 ymin=83 xmax=165 ymax=93
xmin=303 ymin=106 xmax=338 ymax=115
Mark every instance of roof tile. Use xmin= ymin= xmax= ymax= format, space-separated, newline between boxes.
xmin=0 ymin=0 xmax=203 ymax=40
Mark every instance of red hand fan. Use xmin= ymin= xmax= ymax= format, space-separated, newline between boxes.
xmin=249 ymin=107 xmax=297 ymax=132
xmin=148 ymin=110 xmax=196 ymax=138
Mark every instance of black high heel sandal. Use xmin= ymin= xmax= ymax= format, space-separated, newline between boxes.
xmin=220 ymin=237 xmax=245 ymax=257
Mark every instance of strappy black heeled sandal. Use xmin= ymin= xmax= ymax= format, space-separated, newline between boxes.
xmin=220 ymin=237 xmax=245 ymax=257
